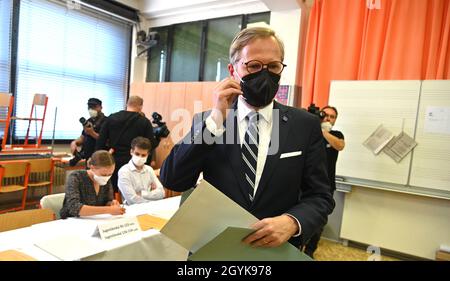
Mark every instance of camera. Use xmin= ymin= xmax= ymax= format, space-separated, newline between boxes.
xmin=307 ymin=103 xmax=326 ymax=119
xmin=79 ymin=117 xmax=92 ymax=128
xmin=151 ymin=112 xmax=170 ymax=142
xmin=68 ymin=117 xmax=91 ymax=166
xmin=69 ymin=150 xmax=85 ymax=166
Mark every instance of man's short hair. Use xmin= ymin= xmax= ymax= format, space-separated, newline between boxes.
xmin=127 ymin=96 xmax=143 ymax=107
xmin=131 ymin=136 xmax=152 ymax=151
xmin=321 ymin=106 xmax=338 ymax=117
xmin=229 ymin=27 xmax=285 ymax=65
xmin=87 ymin=98 xmax=102 ymax=108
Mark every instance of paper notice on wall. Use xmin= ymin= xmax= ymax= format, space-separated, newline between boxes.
xmin=363 ymin=125 xmax=394 ymax=155
xmin=383 ymin=132 xmax=418 ymax=163
xmin=424 ymin=107 xmax=450 ymax=135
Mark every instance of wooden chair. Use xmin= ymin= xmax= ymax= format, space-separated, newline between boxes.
xmin=0 ymin=93 xmax=13 ymax=151
xmin=0 ymin=208 xmax=54 ymax=232
xmin=10 ymin=93 xmax=48 ymax=148
xmin=114 ymin=192 xmax=123 ymax=204
xmin=0 ymin=161 xmax=31 ymax=214
xmin=26 ymin=158 xmax=55 ymax=206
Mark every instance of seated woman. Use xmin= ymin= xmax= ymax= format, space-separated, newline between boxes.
xmin=60 ymin=150 xmax=125 ymax=219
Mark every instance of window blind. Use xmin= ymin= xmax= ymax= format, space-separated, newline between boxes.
xmin=0 ymin=0 xmax=12 ymax=141
xmin=15 ymin=0 xmax=132 ymax=140
xmin=0 ymin=0 xmax=12 ymax=93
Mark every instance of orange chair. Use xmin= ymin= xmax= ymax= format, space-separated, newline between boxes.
xmin=26 ymin=158 xmax=55 ymax=206
xmin=0 ymin=93 xmax=14 ymax=151
xmin=10 ymin=93 xmax=48 ymax=148
xmin=0 ymin=161 xmax=31 ymax=214
xmin=114 ymin=192 xmax=123 ymax=204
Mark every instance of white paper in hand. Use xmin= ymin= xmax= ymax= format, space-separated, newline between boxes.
xmin=160 ymin=180 xmax=258 ymax=252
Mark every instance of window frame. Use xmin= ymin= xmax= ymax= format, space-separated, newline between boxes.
xmin=5 ymin=0 xmax=135 ymax=142
xmin=146 ymin=12 xmax=270 ymax=83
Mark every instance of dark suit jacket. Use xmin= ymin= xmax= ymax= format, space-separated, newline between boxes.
xmin=160 ymin=101 xmax=335 ymax=247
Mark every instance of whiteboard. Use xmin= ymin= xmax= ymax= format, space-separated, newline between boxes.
xmin=329 ymin=80 xmax=421 ymax=185
xmin=410 ymin=80 xmax=450 ymax=192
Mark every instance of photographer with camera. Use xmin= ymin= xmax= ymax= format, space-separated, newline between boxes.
xmin=96 ymin=95 xmax=168 ymax=193
xmin=304 ymin=105 xmax=345 ymax=258
xmin=69 ymin=98 xmax=106 ymax=166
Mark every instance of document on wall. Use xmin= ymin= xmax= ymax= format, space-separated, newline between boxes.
xmin=363 ymin=124 xmax=394 ymax=154
xmin=424 ymin=106 xmax=450 ymax=135
xmin=160 ymin=180 xmax=258 ymax=253
xmin=383 ymin=132 xmax=418 ymax=163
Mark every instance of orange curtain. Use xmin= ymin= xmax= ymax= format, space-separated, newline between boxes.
xmin=301 ymin=0 xmax=450 ymax=108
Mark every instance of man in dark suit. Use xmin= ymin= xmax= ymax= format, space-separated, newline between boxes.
xmin=160 ymin=27 xmax=334 ymax=248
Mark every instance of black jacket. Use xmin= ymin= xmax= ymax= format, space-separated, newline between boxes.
xmin=96 ymin=111 xmax=158 ymax=160
xmin=160 ymin=101 xmax=335 ymax=247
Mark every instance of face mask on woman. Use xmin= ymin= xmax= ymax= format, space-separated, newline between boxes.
xmin=93 ymin=174 xmax=111 ymax=185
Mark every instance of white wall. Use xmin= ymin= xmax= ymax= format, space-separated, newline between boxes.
xmin=341 ymin=186 xmax=450 ymax=260
xmin=269 ymin=9 xmax=301 ymax=85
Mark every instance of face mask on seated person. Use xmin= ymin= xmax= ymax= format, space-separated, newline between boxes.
xmin=132 ymin=155 xmax=147 ymax=167
xmin=93 ymin=174 xmax=111 ymax=186
xmin=237 ymin=69 xmax=281 ymax=108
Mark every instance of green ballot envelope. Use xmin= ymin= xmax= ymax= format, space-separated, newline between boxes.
xmin=188 ymin=227 xmax=312 ymax=261
xmin=161 ymin=180 xmax=312 ymax=261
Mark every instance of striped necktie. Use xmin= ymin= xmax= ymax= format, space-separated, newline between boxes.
xmin=241 ymin=111 xmax=259 ymax=202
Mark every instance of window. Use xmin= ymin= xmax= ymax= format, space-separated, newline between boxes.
xmin=14 ymin=0 xmax=132 ymax=140
xmin=0 ymin=0 xmax=12 ymax=92
xmin=147 ymin=26 xmax=168 ymax=82
xmin=146 ymin=12 xmax=270 ymax=83
xmin=204 ymin=16 xmax=241 ymax=81
xmin=170 ymin=22 xmax=202 ymax=82
xmin=246 ymin=12 xmax=270 ymax=27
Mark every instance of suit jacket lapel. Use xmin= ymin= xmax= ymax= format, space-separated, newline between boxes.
xmin=253 ymin=102 xmax=291 ymax=203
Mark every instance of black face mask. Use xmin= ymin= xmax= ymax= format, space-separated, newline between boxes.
xmin=240 ymin=69 xmax=280 ymax=107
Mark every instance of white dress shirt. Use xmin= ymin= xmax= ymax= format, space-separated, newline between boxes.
xmin=206 ymin=96 xmax=273 ymax=194
xmin=118 ymin=159 xmax=165 ymax=205
xmin=205 ymin=96 xmax=301 ymax=237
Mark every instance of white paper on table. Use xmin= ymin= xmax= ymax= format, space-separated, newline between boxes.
xmin=34 ymin=235 xmax=106 ymax=261
xmin=424 ymin=106 xmax=450 ymax=135
xmin=160 ymin=180 xmax=258 ymax=253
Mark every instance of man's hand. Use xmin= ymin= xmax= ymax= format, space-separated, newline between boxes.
xmin=242 ymin=215 xmax=299 ymax=248
xmin=83 ymin=125 xmax=95 ymax=137
xmin=70 ymin=140 xmax=78 ymax=154
xmin=211 ymin=77 xmax=242 ymax=127
xmin=150 ymin=182 xmax=157 ymax=191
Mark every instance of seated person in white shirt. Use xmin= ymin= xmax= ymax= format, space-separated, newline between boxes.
xmin=118 ymin=136 xmax=165 ymax=204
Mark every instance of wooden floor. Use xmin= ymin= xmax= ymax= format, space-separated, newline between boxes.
xmin=313 ymin=239 xmax=400 ymax=261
